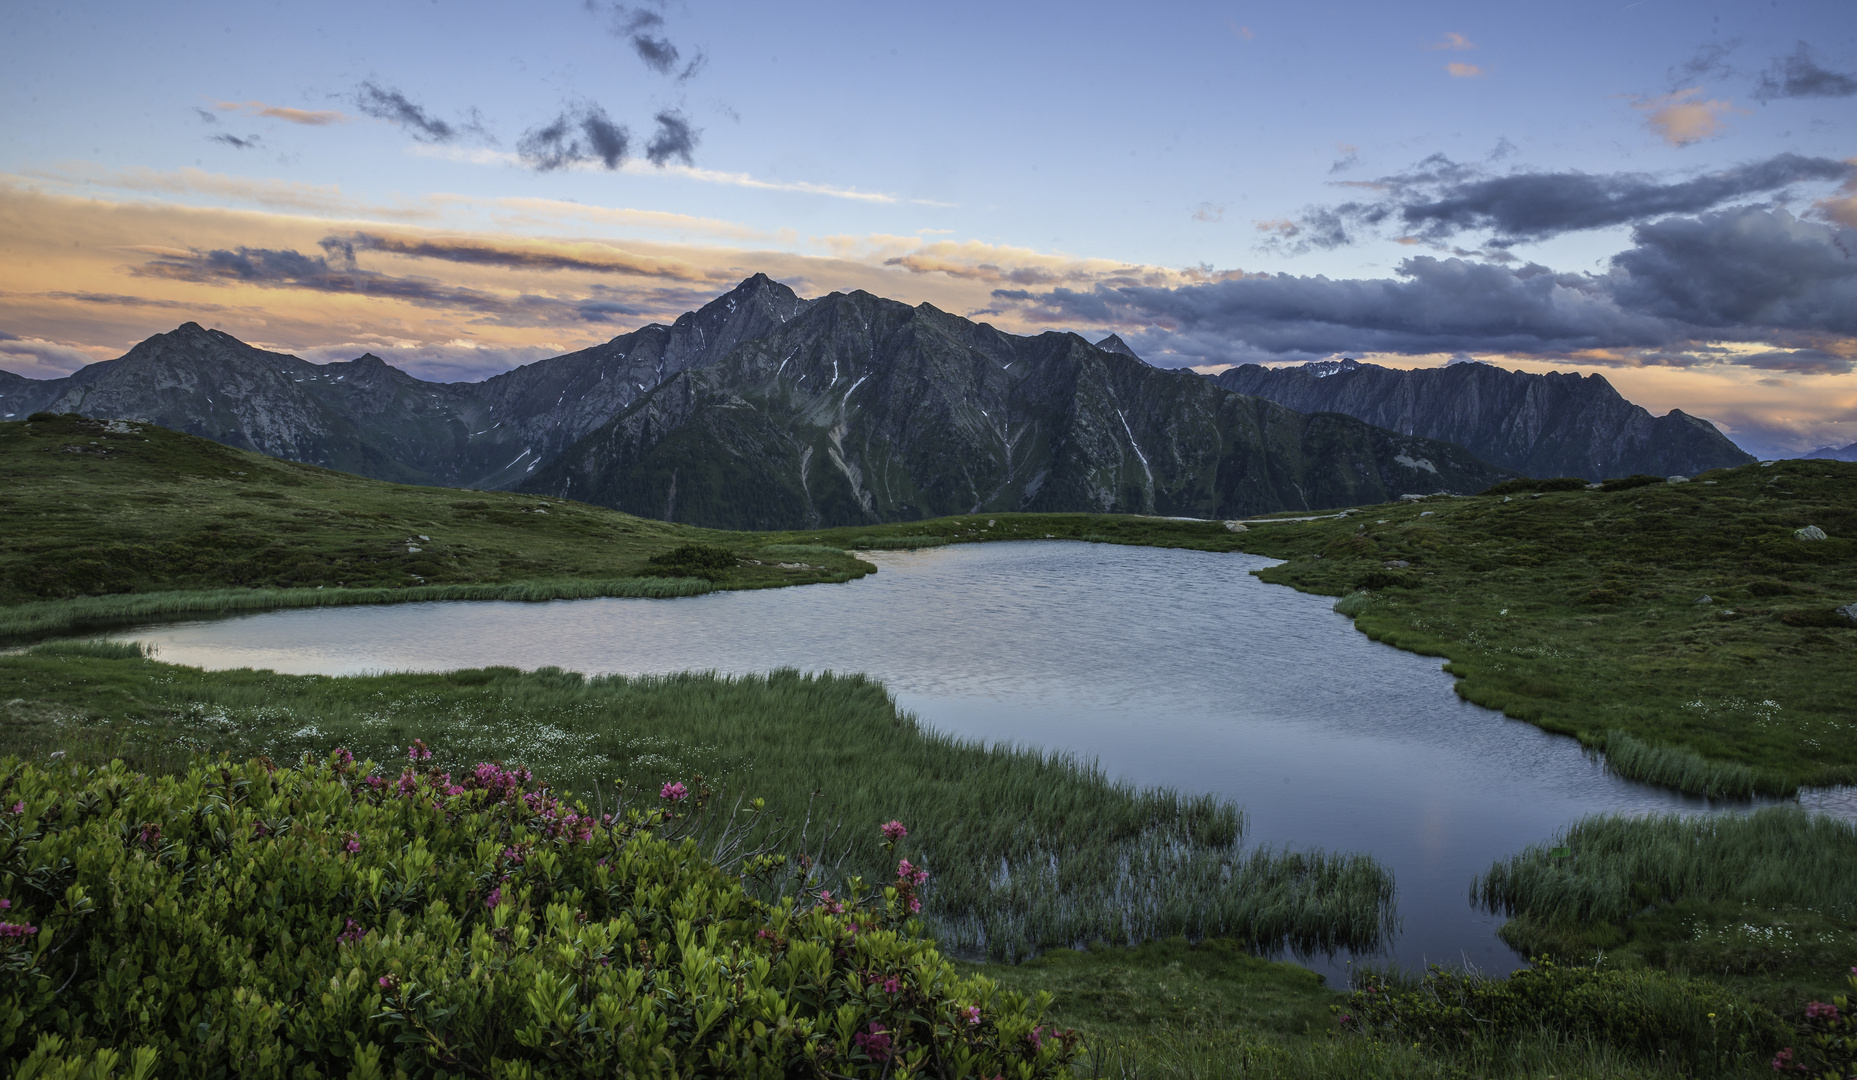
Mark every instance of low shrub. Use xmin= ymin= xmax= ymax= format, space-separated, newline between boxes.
xmin=642 ymin=543 xmax=738 ymax=582
xmin=1339 ymin=961 xmax=1783 ymax=1069
xmin=1480 ymin=477 xmax=1590 ymax=496
xmin=1599 ymin=474 xmax=1666 ymax=492
xmin=1774 ymin=967 xmax=1857 ymax=1077
xmin=0 ymin=751 xmax=1078 ymax=1078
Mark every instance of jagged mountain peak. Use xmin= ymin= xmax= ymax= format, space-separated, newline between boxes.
xmin=1094 ymin=334 xmax=1144 ymax=362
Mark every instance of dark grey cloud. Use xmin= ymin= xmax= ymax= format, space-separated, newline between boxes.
xmin=319 ymin=232 xmax=723 ymax=282
xmin=518 ymin=103 xmax=629 ymax=171
xmin=1608 ymin=207 xmax=1857 ymax=334
xmin=632 ymin=34 xmax=681 ymax=74
xmin=194 ymin=107 xmax=218 ymax=124
xmin=1272 ymin=153 xmax=1854 ymax=250
xmin=645 ymin=111 xmax=699 ymax=166
xmin=209 ymin=133 xmax=261 ymax=150
xmin=1754 ymin=43 xmax=1857 ymax=100
xmin=603 ymin=4 xmax=705 ymax=79
xmin=1671 ymin=39 xmax=1740 ymax=87
xmin=353 ymin=81 xmax=458 ymax=142
xmin=998 ymin=207 xmax=1857 ymax=368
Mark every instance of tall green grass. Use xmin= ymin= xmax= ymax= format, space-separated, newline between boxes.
xmin=1602 ymin=730 xmax=1793 ymax=798
xmin=1473 ymin=807 xmax=1857 ymax=927
xmin=1332 ymin=591 xmax=1372 ymax=617
xmin=0 ymin=655 xmax=1397 ymax=962
xmin=846 ymin=535 xmax=955 ymax=549
xmin=0 ymin=577 xmax=713 ymax=643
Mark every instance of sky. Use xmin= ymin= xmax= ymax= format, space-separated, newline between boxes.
xmin=1 ymin=0 xmax=1854 ymax=457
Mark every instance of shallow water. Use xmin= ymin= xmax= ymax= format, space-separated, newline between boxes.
xmin=110 ymin=540 xmax=1838 ymax=983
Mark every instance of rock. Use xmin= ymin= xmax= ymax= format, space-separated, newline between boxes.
xmin=1666 ymin=475 xmax=1689 ymax=484
xmin=1502 ymin=495 xmax=1512 ymax=502
xmin=1385 ymin=560 xmax=1411 ymax=568
xmin=1223 ymin=521 xmax=1248 ymax=533
xmin=1420 ymin=511 xmax=1435 ymax=517
xmin=1837 ymin=603 xmax=1857 ymax=624
xmin=1795 ymin=525 xmax=1828 ymax=541
xmin=1694 ymin=595 xmax=1712 ymax=604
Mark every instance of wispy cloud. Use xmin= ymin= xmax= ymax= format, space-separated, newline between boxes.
xmin=322 ymin=231 xmax=732 ymax=282
xmin=1428 ymin=32 xmax=1475 ymax=51
xmin=518 ymin=102 xmax=630 ymax=171
xmin=353 ymin=81 xmax=474 ymax=143
xmin=1753 ymin=42 xmax=1857 ymax=101
xmin=209 ymin=134 xmax=262 ymax=150
xmin=213 ymin=100 xmax=349 ymax=126
xmin=644 ymin=111 xmax=699 ymax=167
xmin=1446 ymin=62 xmax=1485 ymax=78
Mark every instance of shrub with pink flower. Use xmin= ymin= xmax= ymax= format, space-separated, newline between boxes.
xmin=853 ymin=1022 xmax=893 ymax=1062
xmin=659 ymin=781 xmax=688 ymax=802
xmin=880 ymin=820 xmax=907 ymax=842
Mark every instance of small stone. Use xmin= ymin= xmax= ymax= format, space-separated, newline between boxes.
xmin=1502 ymin=495 xmax=1512 ymax=503
xmin=1385 ymin=560 xmax=1411 ymax=569
xmin=1223 ymin=520 xmax=1248 ymax=532
xmin=1695 ymin=595 xmax=1712 ymax=604
xmin=1420 ymin=511 xmax=1435 ymax=517
xmin=1666 ymin=475 xmax=1689 ymax=484
xmin=1837 ymin=603 xmax=1857 ymax=624
xmin=1795 ymin=525 xmax=1828 ymax=541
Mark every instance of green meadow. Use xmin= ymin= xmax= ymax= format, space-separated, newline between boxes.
xmin=4 ymin=413 xmax=1855 ymax=1076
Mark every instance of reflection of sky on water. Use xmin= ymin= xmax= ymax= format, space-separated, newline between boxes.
xmin=114 ymin=540 xmax=1840 ymax=984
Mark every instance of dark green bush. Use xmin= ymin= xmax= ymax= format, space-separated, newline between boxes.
xmin=644 ymin=543 xmax=739 ymax=582
xmin=1600 ymin=474 xmax=1665 ymax=492
xmin=0 ymin=752 xmax=1077 ymax=1078
xmin=1480 ymin=476 xmax=1590 ymax=496
xmin=1339 ymin=961 xmax=1783 ymax=1068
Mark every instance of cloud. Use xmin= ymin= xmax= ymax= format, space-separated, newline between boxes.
xmin=1191 ymin=202 xmax=1224 ymax=223
xmin=322 ymin=231 xmax=728 ymax=282
xmin=1446 ymin=62 xmax=1485 ymax=78
xmin=1329 ymin=144 xmax=1359 ymax=174
xmin=353 ymin=82 xmax=460 ymax=143
xmin=632 ymin=34 xmax=681 ymax=74
xmin=1267 ymin=152 xmax=1854 ymax=250
xmin=1671 ymin=40 xmax=1739 ymax=86
xmin=645 ymin=111 xmax=699 ymax=166
xmin=0 ymin=333 xmax=108 ymax=378
xmin=194 ymin=108 xmax=218 ymax=124
xmin=209 ymin=134 xmax=262 ymax=150
xmin=604 ymin=4 xmax=705 ymax=79
xmin=214 ymin=100 xmax=349 ymax=126
xmin=1608 ymin=207 xmax=1857 ymax=335
xmin=518 ymin=103 xmax=629 ymax=171
xmin=1634 ymin=88 xmax=1741 ymax=146
xmin=1429 ymin=32 xmax=1475 ymax=50
xmin=1229 ymin=22 xmax=1254 ymax=40
xmin=1753 ymin=43 xmax=1857 ymax=100
xmin=992 ymin=207 xmax=1857 ymax=366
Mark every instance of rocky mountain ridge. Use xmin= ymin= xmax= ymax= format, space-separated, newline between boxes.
xmin=5 ymin=276 xmax=1514 ymax=526
xmin=1211 ymin=358 xmax=1753 ymax=480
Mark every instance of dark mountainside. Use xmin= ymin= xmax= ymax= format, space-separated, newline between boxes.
xmin=522 ymin=287 xmax=1511 ymax=528
xmin=1212 ymin=358 xmax=1753 ymax=480
xmin=2 ymin=276 xmax=1511 ymax=526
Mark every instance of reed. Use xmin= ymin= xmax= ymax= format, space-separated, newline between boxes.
xmin=0 ymin=653 xmax=1397 ymax=962
xmin=1601 ymin=730 xmax=1793 ymax=798
xmin=0 ymin=577 xmax=713 ymax=643
xmin=845 ymin=535 xmax=956 ymax=549
xmin=1331 ymin=591 xmax=1372 ymax=617
xmin=1473 ymin=807 xmax=1857 ymax=926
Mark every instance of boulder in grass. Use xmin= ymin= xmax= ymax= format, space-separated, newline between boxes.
xmin=1838 ymin=603 xmax=1857 ymax=624
xmin=1794 ymin=525 xmax=1828 ymax=541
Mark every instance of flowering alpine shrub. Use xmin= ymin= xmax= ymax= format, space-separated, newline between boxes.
xmin=1773 ymin=967 xmax=1857 ymax=1078
xmin=1338 ymin=959 xmax=1785 ymax=1069
xmin=0 ymin=752 xmax=1078 ymax=1079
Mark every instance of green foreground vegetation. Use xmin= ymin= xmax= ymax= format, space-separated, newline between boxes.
xmin=5 ymin=414 xmax=1856 ymax=1076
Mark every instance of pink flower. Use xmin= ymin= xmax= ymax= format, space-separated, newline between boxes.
xmin=1028 ymin=1026 xmax=1046 ymax=1050
xmin=337 ymin=918 xmax=364 ymax=944
xmin=881 ymin=820 xmax=907 ymax=842
xmin=343 ymin=832 xmax=361 ymax=854
xmin=816 ymin=890 xmax=844 ymax=915
xmin=896 ymin=859 xmax=928 ymax=886
xmin=1805 ymin=1001 xmax=1840 ymax=1021
xmin=853 ymin=1023 xmax=893 ymax=1062
xmin=378 ymin=975 xmax=394 ymax=989
xmin=0 ymin=899 xmax=9 ymax=909
xmin=485 ymin=887 xmax=502 ymax=909
xmin=962 ymin=1005 xmax=981 ymax=1025
xmin=882 ymin=976 xmax=902 ymax=994
xmin=7 ymin=802 xmax=21 ymax=815
xmin=330 ymin=747 xmax=354 ymax=769
xmin=0 ymin=922 xmax=36 ymax=938
xmin=660 ymin=781 xmax=688 ymax=802
xmin=907 ymin=895 xmax=921 ymax=913
xmin=406 ymin=739 xmax=433 ymax=762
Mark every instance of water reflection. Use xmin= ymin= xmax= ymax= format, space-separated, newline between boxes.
xmin=112 ymin=540 xmax=1835 ymax=983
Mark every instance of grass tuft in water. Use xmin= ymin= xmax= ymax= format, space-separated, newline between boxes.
xmin=1331 ymin=591 xmax=1372 ymax=617
xmin=1602 ymin=729 xmax=1791 ymax=798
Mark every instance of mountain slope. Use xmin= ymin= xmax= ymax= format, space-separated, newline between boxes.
xmin=1211 ymin=359 xmax=1753 ymax=480
xmin=1802 ymin=441 xmax=1857 ymax=462
xmin=522 ymin=290 xmax=1512 ymax=528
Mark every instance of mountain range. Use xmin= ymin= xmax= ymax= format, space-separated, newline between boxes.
xmin=1211 ymin=358 xmax=1753 ymax=481
xmin=1803 ymin=441 xmax=1857 ymax=462
xmin=4 ymin=274 xmax=1751 ymax=528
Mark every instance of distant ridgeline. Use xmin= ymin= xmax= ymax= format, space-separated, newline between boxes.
xmin=1212 ymin=358 xmax=1754 ymax=481
xmin=2 ymin=275 xmax=1521 ymax=528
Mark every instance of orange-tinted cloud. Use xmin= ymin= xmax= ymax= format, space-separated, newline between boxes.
xmin=1446 ymin=62 xmax=1486 ymax=78
xmin=215 ymin=100 xmax=349 ymax=126
xmin=1634 ymin=89 xmax=1742 ymax=146
xmin=1429 ymin=32 xmax=1475 ymax=51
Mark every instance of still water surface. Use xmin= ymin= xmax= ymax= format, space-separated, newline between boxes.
xmin=111 ymin=541 xmax=1840 ymax=983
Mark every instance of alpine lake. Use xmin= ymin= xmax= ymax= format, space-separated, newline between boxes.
xmin=103 ymin=539 xmax=1857 ymax=985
